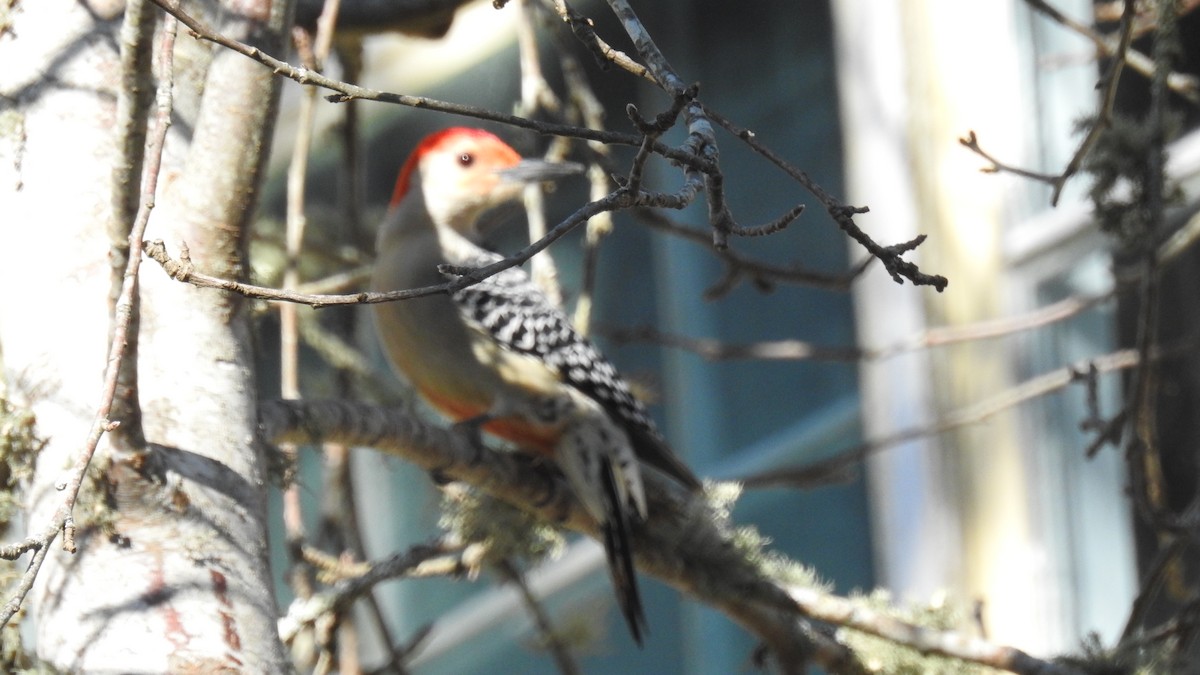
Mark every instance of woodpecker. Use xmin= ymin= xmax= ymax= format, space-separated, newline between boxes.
xmin=371 ymin=127 xmax=700 ymax=645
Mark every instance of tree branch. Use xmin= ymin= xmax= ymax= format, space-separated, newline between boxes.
xmin=606 ymin=291 xmax=1114 ymax=364
xmin=147 ymin=0 xmax=714 ymax=172
xmin=700 ymin=105 xmax=948 ymax=291
xmin=149 ymin=0 xmax=948 ymax=297
xmin=741 ymin=348 xmax=1142 ymax=490
xmin=259 ymin=399 xmax=1084 ymax=674
xmin=107 ymin=0 xmax=157 ymax=451
xmin=789 ymin=586 xmax=1081 ymax=675
xmin=964 ymin=0 xmax=1140 ymax=205
xmin=1029 ymin=0 xmax=1200 ymax=106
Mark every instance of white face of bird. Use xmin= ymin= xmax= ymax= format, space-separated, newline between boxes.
xmin=398 ymin=128 xmax=581 ymax=238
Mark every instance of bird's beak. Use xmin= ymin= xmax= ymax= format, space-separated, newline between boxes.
xmin=497 ymin=159 xmax=584 ymax=185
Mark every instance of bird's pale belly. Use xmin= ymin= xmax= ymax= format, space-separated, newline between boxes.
xmin=373 ymin=293 xmax=561 ymax=454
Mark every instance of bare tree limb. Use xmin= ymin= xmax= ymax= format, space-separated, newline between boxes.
xmin=552 ymin=15 xmax=618 ymax=333
xmin=514 ymin=0 xmax=565 ymax=306
xmin=634 ymin=208 xmax=864 ymax=294
xmin=497 ymin=560 xmax=581 ymax=675
xmin=279 ymin=540 xmax=464 ymax=645
xmin=147 ymin=0 xmax=711 ymax=170
xmin=700 ymin=105 xmax=948 ymax=291
xmin=607 ymin=291 xmax=1113 ymax=365
xmin=549 ymin=0 xmax=655 ymax=83
xmin=259 ymin=399 xmax=1084 ymax=674
xmin=279 ymin=5 xmax=344 ymax=667
xmin=741 ymin=348 xmax=1141 ymax=489
xmin=144 ymin=188 xmax=623 ymax=306
xmin=1030 ymin=0 xmax=1200 ymax=106
xmin=149 ymin=0 xmax=948 ymax=295
xmin=964 ymin=0 xmax=1140 ymax=205
xmin=788 ymin=586 xmax=1081 ymax=675
xmin=107 ymin=0 xmax=156 ymax=451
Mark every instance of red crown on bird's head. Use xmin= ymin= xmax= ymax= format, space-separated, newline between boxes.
xmin=389 ymin=128 xmax=521 ymax=210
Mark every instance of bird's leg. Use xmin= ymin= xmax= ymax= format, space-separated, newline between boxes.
xmin=451 ymin=412 xmax=493 ymax=463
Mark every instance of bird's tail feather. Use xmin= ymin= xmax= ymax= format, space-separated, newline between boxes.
xmin=599 ymin=459 xmax=647 ymax=646
xmin=557 ymin=404 xmax=649 ymax=645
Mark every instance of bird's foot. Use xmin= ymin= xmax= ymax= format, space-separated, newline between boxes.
xmin=451 ymin=413 xmax=492 ymax=463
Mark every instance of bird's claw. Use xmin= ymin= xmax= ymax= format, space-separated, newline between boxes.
xmin=451 ymin=414 xmax=491 ymax=463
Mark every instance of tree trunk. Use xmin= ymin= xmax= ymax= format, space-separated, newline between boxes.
xmin=0 ymin=0 xmax=291 ymax=670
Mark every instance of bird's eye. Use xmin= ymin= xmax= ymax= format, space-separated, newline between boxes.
xmin=458 ymin=153 xmax=474 ymax=167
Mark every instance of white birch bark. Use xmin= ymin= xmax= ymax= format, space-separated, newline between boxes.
xmin=0 ymin=0 xmax=291 ymax=669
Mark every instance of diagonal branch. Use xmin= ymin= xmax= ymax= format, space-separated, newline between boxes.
xmin=1028 ymin=0 xmax=1200 ymax=106
xmin=964 ymin=0 xmax=1140 ymax=205
xmin=258 ymin=398 xmax=821 ymax=669
xmin=143 ymin=191 xmax=616 ymax=307
xmin=701 ymin=105 xmax=947 ymax=291
xmin=259 ymin=399 xmax=1086 ymax=675
xmin=149 ymin=0 xmax=947 ymax=298
xmin=741 ymin=348 xmax=1142 ymax=490
xmin=147 ymin=0 xmax=714 ymax=172
xmin=549 ymin=0 xmax=655 ymax=82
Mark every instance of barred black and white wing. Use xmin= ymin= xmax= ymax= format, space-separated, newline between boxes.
xmin=448 ymin=252 xmax=701 ymax=491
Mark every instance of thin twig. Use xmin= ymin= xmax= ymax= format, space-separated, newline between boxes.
xmin=635 ymin=208 xmax=862 ymax=294
xmin=108 ymin=0 xmax=156 ymax=450
xmin=321 ymin=444 xmax=410 ymax=675
xmin=1028 ymin=0 xmax=1200 ymax=106
xmin=609 ymin=291 xmax=1114 ymax=364
xmin=549 ymin=0 xmax=655 ymax=83
xmin=788 ymin=586 xmax=1087 ymax=675
xmin=279 ymin=0 xmax=343 ymax=638
xmin=279 ymin=541 xmax=466 ymax=645
xmin=603 ymin=0 xmax=773 ymax=251
xmin=515 ymin=0 xmax=562 ymax=119
xmin=321 ymin=27 xmax=408 ymax=673
xmin=700 ymin=105 xmax=947 ymax=291
xmin=553 ymin=36 xmax=617 ymax=334
xmin=0 ymin=537 xmax=51 ymax=626
xmin=146 ymin=188 xmax=681 ymax=308
xmin=515 ymin=0 xmax=564 ymax=306
xmin=872 ymin=291 xmax=1113 ymax=359
xmin=150 ymin=0 xmax=943 ymax=303
xmin=965 ymin=0 xmax=1140 ymax=205
xmin=497 ymin=560 xmax=580 ymax=675
xmin=958 ymin=130 xmax=1062 ymax=185
xmin=146 ymin=0 xmax=713 ymax=172
xmin=740 ymin=348 xmax=1141 ymax=489
xmin=602 ymin=0 xmax=686 ymax=94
